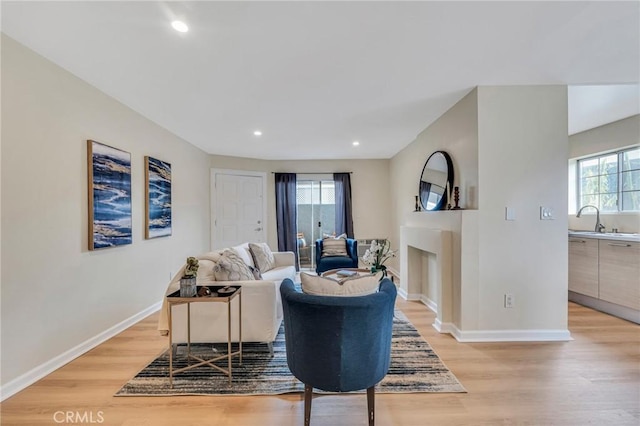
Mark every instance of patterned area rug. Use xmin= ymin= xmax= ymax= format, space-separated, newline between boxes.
xmin=115 ymin=311 xmax=465 ymax=396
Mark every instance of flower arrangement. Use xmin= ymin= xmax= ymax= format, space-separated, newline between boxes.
xmin=361 ymin=240 xmax=397 ymax=276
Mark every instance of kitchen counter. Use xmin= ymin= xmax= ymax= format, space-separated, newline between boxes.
xmin=568 ymin=230 xmax=640 ymax=243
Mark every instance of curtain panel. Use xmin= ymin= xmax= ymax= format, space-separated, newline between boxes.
xmin=275 ymin=173 xmax=299 ymax=270
xmin=334 ymin=173 xmax=354 ymax=238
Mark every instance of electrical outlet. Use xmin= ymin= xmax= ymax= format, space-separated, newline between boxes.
xmin=504 ymin=294 xmax=515 ymax=308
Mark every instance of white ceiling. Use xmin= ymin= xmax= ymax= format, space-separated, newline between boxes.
xmin=2 ymin=1 xmax=638 ymax=160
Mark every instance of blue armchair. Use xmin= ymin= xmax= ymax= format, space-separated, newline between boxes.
xmin=280 ymin=278 xmax=397 ymax=426
xmin=315 ymin=238 xmax=359 ymax=274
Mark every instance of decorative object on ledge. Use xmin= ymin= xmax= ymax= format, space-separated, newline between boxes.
xmin=87 ymin=140 xmax=132 ymax=250
xmin=180 ymin=256 xmax=199 ymax=297
xmin=419 ymin=150 xmax=454 ymax=211
xmin=145 ymin=156 xmax=172 ymax=239
xmin=361 ymin=240 xmax=397 ymax=278
xmin=414 ymin=195 xmax=421 ymax=212
xmin=452 ymin=186 xmax=462 ymax=210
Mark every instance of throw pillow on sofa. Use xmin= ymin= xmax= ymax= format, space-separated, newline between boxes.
xmin=232 ymin=244 xmax=255 ymax=268
xmin=249 ymin=242 xmax=276 ymax=272
xmin=300 ymin=271 xmax=382 ymax=297
xmin=213 ymin=249 xmax=255 ymax=281
xmin=321 ymin=234 xmax=348 ymax=257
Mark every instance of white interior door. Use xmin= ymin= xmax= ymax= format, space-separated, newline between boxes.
xmin=212 ymin=170 xmax=266 ymax=250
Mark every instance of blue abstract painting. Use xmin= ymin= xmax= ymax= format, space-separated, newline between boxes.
xmin=88 ymin=140 xmax=132 ymax=250
xmin=145 ymin=156 xmax=172 ymax=238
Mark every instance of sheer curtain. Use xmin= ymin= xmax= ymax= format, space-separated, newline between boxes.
xmin=334 ymin=173 xmax=354 ymax=238
xmin=275 ymin=173 xmax=299 ymax=270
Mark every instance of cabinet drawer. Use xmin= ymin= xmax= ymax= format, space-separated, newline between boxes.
xmin=568 ymin=238 xmax=599 ymax=298
xmin=599 ymin=240 xmax=640 ymax=310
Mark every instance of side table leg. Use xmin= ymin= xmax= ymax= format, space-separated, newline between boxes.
xmin=239 ymin=292 xmax=242 ymax=364
xmin=187 ymin=302 xmax=191 ymax=363
xmin=227 ymin=300 xmax=232 ymax=384
xmin=168 ymin=303 xmax=173 ymax=388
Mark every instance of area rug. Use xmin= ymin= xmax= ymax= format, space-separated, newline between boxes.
xmin=115 ymin=311 xmax=465 ymax=396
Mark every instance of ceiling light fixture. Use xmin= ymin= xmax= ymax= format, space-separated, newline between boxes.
xmin=253 ymin=130 xmax=263 ymax=136
xmin=352 ymin=141 xmax=360 ymax=146
xmin=171 ymin=20 xmax=189 ymax=33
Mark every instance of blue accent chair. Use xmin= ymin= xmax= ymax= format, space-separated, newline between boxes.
xmin=315 ymin=238 xmax=359 ymax=274
xmin=280 ymin=278 xmax=397 ymax=426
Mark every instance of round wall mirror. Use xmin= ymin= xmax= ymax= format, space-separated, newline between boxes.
xmin=419 ymin=151 xmax=454 ymax=211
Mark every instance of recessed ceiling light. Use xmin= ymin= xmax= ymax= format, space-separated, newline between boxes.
xmin=171 ymin=20 xmax=189 ymax=33
xmin=253 ymin=130 xmax=263 ymax=136
xmin=352 ymin=141 xmax=360 ymax=146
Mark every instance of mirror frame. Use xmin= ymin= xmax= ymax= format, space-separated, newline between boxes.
xmin=418 ymin=150 xmax=454 ymax=211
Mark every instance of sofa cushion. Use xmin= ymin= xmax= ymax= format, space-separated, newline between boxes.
xmin=300 ymin=271 xmax=382 ymax=297
xmin=249 ymin=242 xmax=276 ymax=272
xmin=196 ymin=259 xmax=217 ymax=282
xmin=262 ymin=265 xmax=296 ymax=282
xmin=249 ymin=265 xmax=262 ymax=280
xmin=213 ymin=250 xmax=255 ymax=281
xmin=232 ymin=243 xmax=255 ymax=268
xmin=321 ymin=235 xmax=348 ymax=257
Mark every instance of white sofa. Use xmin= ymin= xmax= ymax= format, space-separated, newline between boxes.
xmin=157 ymin=244 xmax=296 ymax=353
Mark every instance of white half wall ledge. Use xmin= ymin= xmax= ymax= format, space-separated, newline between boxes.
xmin=0 ymin=301 xmax=163 ymax=402
xmin=449 ymin=327 xmax=573 ymax=343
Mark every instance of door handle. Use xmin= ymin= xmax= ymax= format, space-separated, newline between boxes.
xmin=255 ymin=227 xmax=262 ymax=231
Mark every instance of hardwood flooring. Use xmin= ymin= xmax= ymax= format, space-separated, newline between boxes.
xmin=1 ymin=300 xmax=638 ymax=425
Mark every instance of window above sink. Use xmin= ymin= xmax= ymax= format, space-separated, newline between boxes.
xmin=574 ymin=146 xmax=640 ymax=213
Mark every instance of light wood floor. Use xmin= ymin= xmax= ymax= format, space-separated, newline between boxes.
xmin=1 ymin=299 xmax=639 ymax=426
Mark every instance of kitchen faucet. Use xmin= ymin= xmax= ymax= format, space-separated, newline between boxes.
xmin=576 ymin=205 xmax=605 ymax=233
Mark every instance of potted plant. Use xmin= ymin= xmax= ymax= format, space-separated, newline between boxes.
xmin=180 ymin=256 xmax=199 ymax=297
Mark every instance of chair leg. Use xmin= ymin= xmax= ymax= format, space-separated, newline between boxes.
xmin=367 ymin=386 xmax=375 ymax=426
xmin=304 ymin=384 xmax=313 ymax=426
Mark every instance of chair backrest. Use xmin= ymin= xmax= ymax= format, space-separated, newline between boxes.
xmin=315 ymin=238 xmax=358 ymax=267
xmin=280 ymin=278 xmax=397 ymax=392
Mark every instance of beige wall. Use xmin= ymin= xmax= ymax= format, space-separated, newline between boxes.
xmin=475 ymin=85 xmax=569 ymax=332
xmin=389 ymin=89 xmax=478 ymax=275
xmin=568 ymin=115 xmax=640 ymax=232
xmin=1 ymin=36 xmax=211 ymax=387
xmin=210 ymin=156 xmax=392 ymax=250
xmin=391 ymin=85 xmax=570 ymax=338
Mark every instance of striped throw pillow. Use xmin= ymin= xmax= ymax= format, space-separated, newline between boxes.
xmin=321 ymin=237 xmax=348 ymax=257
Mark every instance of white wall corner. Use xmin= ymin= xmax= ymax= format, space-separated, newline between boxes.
xmin=0 ymin=301 xmax=162 ymax=402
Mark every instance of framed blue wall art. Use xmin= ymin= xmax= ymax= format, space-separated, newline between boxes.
xmin=145 ymin=156 xmax=172 ymax=239
xmin=87 ymin=140 xmax=133 ymax=250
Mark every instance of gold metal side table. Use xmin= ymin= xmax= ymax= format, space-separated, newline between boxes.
xmin=166 ymin=285 xmax=242 ymax=387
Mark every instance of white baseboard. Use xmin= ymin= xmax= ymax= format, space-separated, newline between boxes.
xmin=449 ymin=326 xmax=572 ymax=342
xmin=396 ymin=288 xmax=571 ymax=342
xmin=1 ymin=301 xmax=162 ymax=402
xmin=419 ymin=295 xmax=437 ymax=313
xmin=432 ymin=319 xmax=455 ymax=334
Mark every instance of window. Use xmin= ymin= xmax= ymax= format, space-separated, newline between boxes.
xmin=577 ymin=146 xmax=640 ymax=212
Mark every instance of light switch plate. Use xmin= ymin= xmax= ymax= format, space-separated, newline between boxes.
xmin=540 ymin=206 xmax=554 ymax=220
xmin=505 ymin=207 xmax=516 ymax=221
